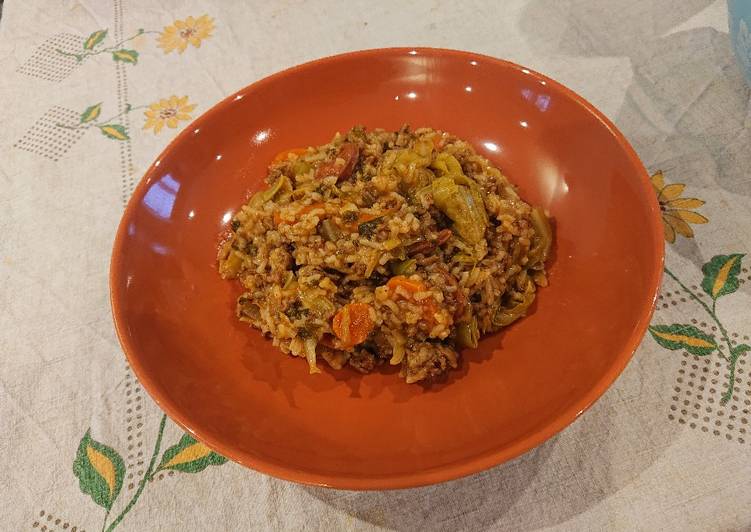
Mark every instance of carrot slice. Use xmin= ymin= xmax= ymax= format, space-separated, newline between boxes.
xmin=386 ymin=276 xmax=426 ymax=294
xmin=332 ymin=303 xmax=374 ymax=347
xmin=297 ymin=202 xmax=326 ymax=217
xmin=386 ymin=276 xmax=437 ymax=324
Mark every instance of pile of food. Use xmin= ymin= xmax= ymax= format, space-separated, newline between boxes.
xmin=218 ymin=125 xmax=552 ymax=383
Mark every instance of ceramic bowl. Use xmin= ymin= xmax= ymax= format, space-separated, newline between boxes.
xmin=111 ymin=48 xmax=663 ymax=489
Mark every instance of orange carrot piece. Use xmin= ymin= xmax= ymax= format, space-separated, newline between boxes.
xmin=332 ymin=303 xmax=374 ymax=347
xmin=386 ymin=276 xmax=426 ymax=294
xmin=296 ymin=202 xmax=326 ymax=217
xmin=386 ymin=276 xmax=437 ymax=324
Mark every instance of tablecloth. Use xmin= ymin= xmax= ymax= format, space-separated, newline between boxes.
xmin=1 ymin=0 xmax=750 ymax=530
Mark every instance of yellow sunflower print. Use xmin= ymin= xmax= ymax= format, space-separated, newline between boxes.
xmin=143 ymin=96 xmax=196 ymax=134
xmin=158 ymin=15 xmax=215 ymax=54
xmin=651 ymin=170 xmax=708 ymax=243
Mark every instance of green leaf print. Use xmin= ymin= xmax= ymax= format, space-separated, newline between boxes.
xmin=83 ymin=29 xmax=108 ymax=50
xmin=648 ymin=324 xmax=718 ymax=356
xmin=98 ymin=124 xmax=129 ymax=140
xmin=701 ymin=254 xmax=745 ymax=301
xmin=111 ymin=49 xmax=139 ymax=64
xmin=79 ymin=103 xmax=102 ymax=124
xmin=156 ymin=433 xmax=227 ymax=473
xmin=72 ymin=430 xmax=126 ymax=511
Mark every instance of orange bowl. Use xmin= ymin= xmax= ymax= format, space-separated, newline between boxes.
xmin=111 ymin=48 xmax=663 ymax=489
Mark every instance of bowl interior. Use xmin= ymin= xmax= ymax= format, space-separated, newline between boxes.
xmin=112 ymin=48 xmax=662 ymax=489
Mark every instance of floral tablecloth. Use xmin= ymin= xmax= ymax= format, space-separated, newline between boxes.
xmin=1 ymin=1 xmax=750 ymax=530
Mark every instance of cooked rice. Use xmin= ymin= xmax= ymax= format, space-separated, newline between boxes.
xmin=218 ymin=125 xmax=552 ymax=383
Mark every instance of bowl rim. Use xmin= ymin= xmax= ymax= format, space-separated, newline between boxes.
xmin=110 ymin=46 xmax=665 ymax=490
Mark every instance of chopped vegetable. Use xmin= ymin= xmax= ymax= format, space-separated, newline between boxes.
xmin=310 ymin=296 xmax=336 ymax=319
xmin=431 ymin=153 xmax=489 ymax=228
xmin=319 ymin=219 xmax=340 ymax=241
xmin=390 ymin=258 xmax=417 ymax=276
xmin=456 ymin=316 xmax=480 ymax=349
xmin=358 ymin=216 xmax=383 ymax=237
xmin=431 ymin=177 xmax=487 ymax=244
xmin=292 ymin=160 xmax=312 ymax=176
xmin=266 ymin=175 xmax=293 ymax=201
xmin=297 ymin=202 xmax=326 ymax=217
xmin=529 ymin=206 xmax=553 ymax=264
xmin=453 ymin=173 xmax=489 ymax=226
xmin=299 ymin=289 xmax=336 ymax=319
xmin=332 ymin=303 xmax=374 ymax=347
xmin=357 ymin=211 xmax=381 ymax=225
xmin=284 ymin=299 xmax=308 ymax=320
xmin=219 ymin=250 xmax=243 ymax=278
xmin=430 ymin=152 xmax=463 ymax=176
xmin=386 ymin=275 xmax=425 ymax=293
xmin=249 ymin=175 xmax=294 ymax=210
xmin=493 ymin=280 xmax=536 ymax=328
xmin=382 ymin=272 xmax=442 ymax=324
xmin=383 ymin=238 xmax=402 ymax=250
xmin=386 ymin=141 xmax=434 ymax=192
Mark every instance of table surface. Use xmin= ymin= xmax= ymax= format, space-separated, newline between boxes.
xmin=1 ymin=1 xmax=750 ymax=531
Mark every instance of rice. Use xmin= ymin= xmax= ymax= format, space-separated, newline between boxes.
xmin=218 ymin=125 xmax=552 ymax=383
